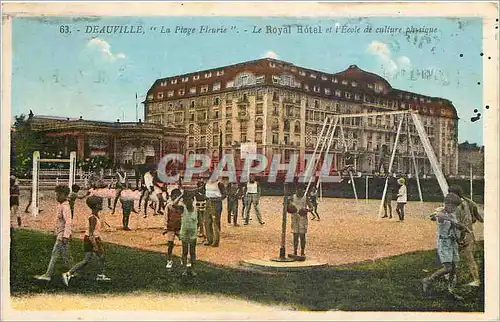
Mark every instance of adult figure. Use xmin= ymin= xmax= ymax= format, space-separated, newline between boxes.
xmin=243 ymin=175 xmax=264 ymax=225
xmin=204 ymin=173 xmax=226 ymax=247
xmin=396 ymin=178 xmax=407 ymax=221
xmin=448 ymin=185 xmax=484 ymax=287
xmin=111 ymin=165 xmax=129 ymax=214
xmin=195 ymin=179 xmax=207 ymax=240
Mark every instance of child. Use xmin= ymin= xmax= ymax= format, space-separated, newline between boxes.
xmin=163 ymin=189 xmax=184 ymax=269
xmin=382 ymin=175 xmax=394 ymax=219
xmin=10 ymin=175 xmax=21 ymax=228
xmin=62 ymin=195 xmax=111 ymax=286
xmin=287 ymin=184 xmax=311 ymax=258
xmin=308 ymin=186 xmax=320 ymax=221
xmin=227 ymin=182 xmax=241 ymax=226
xmin=35 ymin=185 xmax=73 ymax=282
xmin=68 ymin=184 xmax=88 ymax=219
xmin=179 ymin=192 xmax=198 ymax=276
xmin=119 ymin=188 xmax=142 ymax=231
xmin=422 ymin=193 xmax=472 ymax=299
xmin=396 ymin=178 xmax=407 ymax=221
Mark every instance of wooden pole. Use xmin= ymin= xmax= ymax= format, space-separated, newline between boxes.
xmin=365 ymin=176 xmax=369 ymax=203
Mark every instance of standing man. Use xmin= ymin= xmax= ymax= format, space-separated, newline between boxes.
xmin=226 ymin=181 xmax=241 ymax=226
xmin=243 ymin=175 xmax=264 ymax=225
xmin=448 ymin=185 xmax=484 ymax=287
xmin=204 ymin=173 xmax=226 ymax=247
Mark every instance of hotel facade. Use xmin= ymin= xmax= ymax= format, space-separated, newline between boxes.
xmin=144 ymin=58 xmax=459 ymax=176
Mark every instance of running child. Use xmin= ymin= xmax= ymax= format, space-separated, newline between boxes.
xmin=35 ymin=185 xmax=73 ymax=282
xmin=287 ymin=184 xmax=312 ymax=258
xmin=179 ymin=192 xmax=198 ymax=276
xmin=62 ymin=195 xmax=111 ymax=286
xmin=308 ymin=186 xmax=320 ymax=221
xmin=163 ymin=189 xmax=184 ymax=269
xmin=422 ymin=193 xmax=472 ymax=299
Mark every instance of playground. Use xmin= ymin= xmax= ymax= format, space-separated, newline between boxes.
xmin=15 ymin=190 xmax=484 ymax=268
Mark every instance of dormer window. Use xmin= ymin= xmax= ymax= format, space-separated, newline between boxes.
xmin=269 ymin=62 xmax=276 ymax=68
xmin=351 ymin=81 xmax=357 ymax=87
xmin=440 ymin=108 xmax=446 ymax=116
xmin=160 ymin=81 xmax=167 ymax=87
xmin=345 ymin=92 xmax=351 ymax=99
xmin=255 ymin=76 xmax=265 ymax=84
xmin=272 ymin=76 xmax=280 ymax=84
xmin=299 ymin=70 xmax=306 ymax=76
xmin=304 ymin=84 xmax=309 ymax=91
xmin=216 ymin=70 xmax=224 ymax=76
xmin=321 ymin=75 xmax=327 ymax=80
xmin=213 ymin=82 xmax=221 ymax=91
xmin=178 ymin=88 xmax=185 ymax=96
xmin=170 ymin=79 xmax=178 ymax=85
xmin=310 ymin=73 xmax=317 ymax=79
xmin=367 ymin=83 xmax=374 ymax=89
xmin=335 ymin=90 xmax=341 ymax=97
xmin=341 ymin=80 xmax=348 ymax=85
xmin=157 ymin=92 xmax=164 ymax=99
xmin=324 ymin=88 xmax=331 ymax=95
xmin=193 ymin=75 xmax=200 ymax=81
xmin=204 ymin=72 xmax=212 ymax=78
xmin=167 ymin=91 xmax=174 ymax=98
xmin=354 ymin=94 xmax=361 ymax=100
xmin=189 ymin=87 xmax=196 ymax=94
xmin=333 ymin=78 xmax=338 ymax=83
xmin=420 ymin=97 xmax=424 ymax=102
xmin=147 ymin=95 xmax=154 ymax=101
xmin=313 ymin=85 xmax=320 ymax=93
xmin=226 ymin=81 xmax=234 ymax=88
xmin=201 ymin=85 xmax=209 ymax=93
xmin=182 ymin=77 xmax=189 ymax=82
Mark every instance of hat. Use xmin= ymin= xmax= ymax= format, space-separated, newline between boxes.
xmin=397 ymin=178 xmax=405 ymax=185
xmin=444 ymin=193 xmax=462 ymax=206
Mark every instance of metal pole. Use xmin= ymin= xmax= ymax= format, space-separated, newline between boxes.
xmin=365 ymin=176 xmax=369 ymax=203
xmin=407 ymin=115 xmax=424 ymax=217
xmin=339 ymin=123 xmax=358 ymax=201
xmin=378 ymin=114 xmax=404 ymax=219
xmin=280 ymin=182 xmax=288 ymax=258
xmin=470 ymin=163 xmax=473 ymax=201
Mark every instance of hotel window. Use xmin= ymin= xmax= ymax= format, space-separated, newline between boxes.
xmin=314 ymin=100 xmax=319 ymax=108
xmin=188 ymin=124 xmax=195 ymax=134
xmin=335 ymin=90 xmax=341 ymax=97
xmin=256 ymin=76 xmax=265 ymax=84
xmin=213 ymin=97 xmax=220 ymax=106
xmin=167 ymin=91 xmax=174 ymax=98
xmin=255 ymin=118 xmax=264 ymax=130
xmin=367 ymin=83 xmax=374 ymax=89
xmin=213 ymin=82 xmax=221 ymax=91
xmin=294 ymin=121 xmax=300 ymax=133
xmin=160 ymin=81 xmax=167 ymax=87
xmin=212 ymin=135 xmax=219 ymax=146
xmin=190 ymin=113 xmax=195 ymax=121
xmin=256 ymin=90 xmax=264 ymax=101
xmin=324 ymin=88 xmax=331 ymax=95
xmin=225 ymin=133 xmax=233 ymax=145
xmin=204 ymin=72 xmax=212 ymax=78
xmin=298 ymin=70 xmax=305 ymax=76
xmin=169 ymin=103 xmax=173 ymax=108
xmin=313 ymin=85 xmax=320 ymax=93
xmin=272 ymin=133 xmax=279 ymax=144
xmin=193 ymin=75 xmax=200 ymax=81
xmin=188 ymin=137 xmax=194 ymax=148
xmin=147 ymin=95 xmax=154 ymax=101
xmin=226 ymin=106 xmax=232 ymax=117
xmin=310 ymin=73 xmax=317 ymax=79
xmin=171 ymin=79 xmax=178 ymax=84
xmin=190 ymin=100 xmax=195 ymax=108
xmin=178 ymin=89 xmax=185 ymax=96
xmin=304 ymin=84 xmax=309 ymax=91
xmin=189 ymin=87 xmax=197 ymax=94
xmin=182 ymin=77 xmax=189 ymax=82
xmin=333 ymin=78 xmax=338 ymax=83
xmin=269 ymin=62 xmax=276 ymax=68
xmin=272 ymin=75 xmax=280 ymax=84
xmin=354 ymin=94 xmax=361 ymax=100
xmin=199 ymin=136 xmax=207 ymax=147
xmin=255 ymin=132 xmax=263 ymax=144
xmin=201 ymin=85 xmax=209 ymax=93
xmin=341 ymin=80 xmax=348 ymax=85
xmin=226 ymin=81 xmax=234 ymax=88
xmin=345 ymin=92 xmax=351 ymax=99
xmin=321 ymin=75 xmax=328 ymax=80
xmin=157 ymin=92 xmax=164 ymax=99
xmin=256 ymin=103 xmax=263 ymax=115
xmin=175 ymin=112 xmax=183 ymax=123
xmin=281 ymin=75 xmax=293 ymax=86
xmin=216 ymin=70 xmax=224 ymax=76
xmin=351 ymin=81 xmax=357 ymax=87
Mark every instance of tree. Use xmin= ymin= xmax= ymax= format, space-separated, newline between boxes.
xmin=10 ymin=114 xmax=45 ymax=178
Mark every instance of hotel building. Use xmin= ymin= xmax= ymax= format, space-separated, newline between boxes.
xmin=144 ymin=58 xmax=459 ymax=175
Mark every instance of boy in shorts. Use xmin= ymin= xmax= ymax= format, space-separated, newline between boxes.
xmin=179 ymin=192 xmax=198 ymax=276
xmin=163 ymin=189 xmax=184 ymax=269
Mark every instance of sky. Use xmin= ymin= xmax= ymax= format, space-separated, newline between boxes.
xmin=11 ymin=16 xmax=484 ymax=144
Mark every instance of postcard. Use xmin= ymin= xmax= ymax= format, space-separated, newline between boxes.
xmin=1 ymin=2 xmax=498 ymax=321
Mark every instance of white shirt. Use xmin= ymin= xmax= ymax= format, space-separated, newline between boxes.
xmin=397 ymin=185 xmax=407 ymax=203
xmin=246 ymin=182 xmax=258 ymax=194
xmin=205 ymin=181 xmax=222 ymax=198
xmin=144 ymin=172 xmax=154 ymax=189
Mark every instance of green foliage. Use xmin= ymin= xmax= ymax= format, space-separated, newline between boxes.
xmin=10 ymin=229 xmax=484 ymax=312
xmin=10 ymin=114 xmax=44 ymax=178
xmin=78 ymin=156 xmax=113 ymax=172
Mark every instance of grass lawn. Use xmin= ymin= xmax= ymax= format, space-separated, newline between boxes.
xmin=9 ymin=229 xmax=484 ymax=312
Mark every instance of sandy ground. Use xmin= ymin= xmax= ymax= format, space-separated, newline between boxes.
xmin=13 ymin=193 xmax=484 ymax=268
